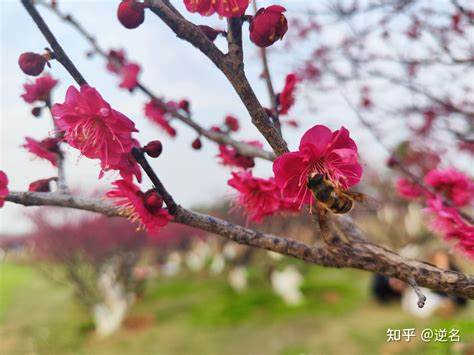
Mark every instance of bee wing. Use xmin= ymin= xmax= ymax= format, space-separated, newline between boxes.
xmin=345 ymin=191 xmax=381 ymax=212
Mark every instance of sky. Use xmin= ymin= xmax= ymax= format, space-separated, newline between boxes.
xmin=0 ymin=0 xmax=394 ymax=234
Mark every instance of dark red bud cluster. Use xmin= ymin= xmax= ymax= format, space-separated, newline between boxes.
xmin=117 ymin=0 xmax=146 ymax=29
xmin=18 ymin=52 xmax=48 ymax=76
xmin=143 ymin=140 xmax=163 ymax=158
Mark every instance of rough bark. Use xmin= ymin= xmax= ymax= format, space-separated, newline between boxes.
xmin=7 ymin=191 xmax=474 ymax=299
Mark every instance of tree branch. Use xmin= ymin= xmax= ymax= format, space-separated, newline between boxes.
xmin=226 ymin=17 xmax=244 ymax=63
xmin=6 ymin=190 xmax=474 ymax=299
xmin=147 ymin=0 xmax=289 ymax=156
xmin=136 ymin=83 xmax=275 ymax=160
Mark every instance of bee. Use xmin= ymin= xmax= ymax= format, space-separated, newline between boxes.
xmin=307 ymin=173 xmax=373 ymax=214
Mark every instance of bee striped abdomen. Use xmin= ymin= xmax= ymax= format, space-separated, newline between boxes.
xmin=329 ymin=196 xmax=353 ymax=214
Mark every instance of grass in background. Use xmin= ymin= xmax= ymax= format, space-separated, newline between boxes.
xmin=0 ymin=261 xmax=472 ymax=355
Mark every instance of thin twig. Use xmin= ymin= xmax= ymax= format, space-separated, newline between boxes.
xmin=408 ymin=277 xmax=427 ymax=308
xmin=342 ymin=92 xmax=473 ymax=224
xmin=45 ymin=99 xmax=68 ymax=193
xmin=131 ymin=147 xmax=178 ymax=214
xmin=252 ymin=0 xmax=281 ymax=134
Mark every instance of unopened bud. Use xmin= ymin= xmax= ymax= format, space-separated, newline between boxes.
xmin=31 ymin=107 xmax=42 ymax=117
xmin=191 ymin=137 xmax=202 ymax=150
xmin=143 ymin=189 xmax=163 ymax=214
xmin=117 ymin=0 xmax=145 ymax=29
xmin=28 ymin=177 xmax=55 ymax=192
xmin=143 ymin=140 xmax=163 ymax=158
xmin=168 ymin=127 xmax=177 ymax=137
xmin=386 ymin=156 xmax=399 ymax=168
xmin=178 ymin=99 xmax=190 ymax=113
xmin=224 ymin=115 xmax=239 ymax=132
xmin=18 ymin=52 xmax=47 ymax=76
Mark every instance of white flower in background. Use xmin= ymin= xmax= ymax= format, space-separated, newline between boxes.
xmin=404 ymin=203 xmax=423 ymax=237
xmin=162 ymin=251 xmax=182 ymax=276
xmin=186 ymin=240 xmax=211 ymax=272
xmin=267 ymin=250 xmax=284 ymax=261
xmin=228 ymin=266 xmax=248 ymax=292
xmin=93 ymin=261 xmax=134 ymax=337
xmin=398 ymin=244 xmax=421 ymax=260
xmin=378 ymin=205 xmax=397 ymax=224
xmin=271 ymin=265 xmax=304 ymax=306
xmin=223 ymin=243 xmax=238 ymax=260
xmin=210 ymin=253 xmax=225 ymax=275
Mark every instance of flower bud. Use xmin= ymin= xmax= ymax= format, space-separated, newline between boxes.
xmin=286 ymin=119 xmax=298 ymax=128
xmin=106 ymin=49 xmax=126 ymax=73
xmin=178 ymin=99 xmax=190 ymax=113
xmin=224 ymin=115 xmax=239 ymax=132
xmin=41 ymin=138 xmax=61 ymax=154
xmin=211 ymin=125 xmax=222 ymax=133
xmin=31 ymin=107 xmax=42 ymax=117
xmin=249 ymin=5 xmax=288 ymax=48
xmin=386 ymin=156 xmax=399 ymax=168
xmin=143 ymin=189 xmax=163 ymax=214
xmin=18 ymin=52 xmax=47 ymax=76
xmin=192 ymin=137 xmax=202 ymax=150
xmin=117 ymin=0 xmax=145 ymax=29
xmin=143 ymin=140 xmax=163 ymax=158
xmin=198 ymin=25 xmax=224 ymax=42
xmin=168 ymin=127 xmax=177 ymax=137
xmin=28 ymin=177 xmax=55 ymax=192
